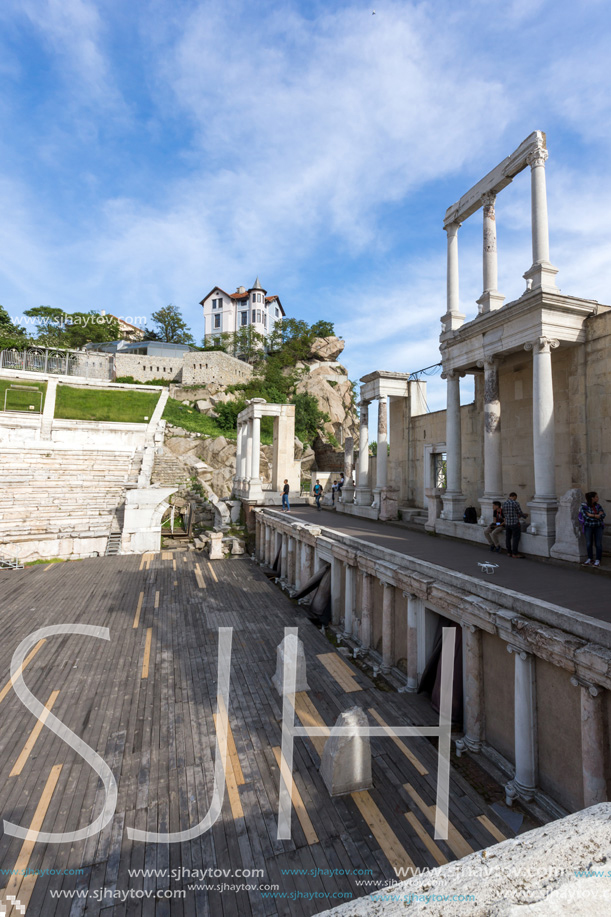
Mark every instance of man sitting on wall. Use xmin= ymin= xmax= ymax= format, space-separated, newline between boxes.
xmin=484 ymin=501 xmax=505 ymax=552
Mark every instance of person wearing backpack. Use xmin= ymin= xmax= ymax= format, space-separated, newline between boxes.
xmin=580 ymin=491 xmax=606 ymax=566
xmin=313 ymin=480 xmax=323 ymax=511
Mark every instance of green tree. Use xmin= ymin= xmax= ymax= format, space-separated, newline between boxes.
xmin=23 ymin=306 xmax=121 ymax=349
xmin=310 ymin=320 xmax=335 ymax=338
xmin=0 ymin=304 xmax=29 ymax=348
xmin=149 ymin=304 xmax=195 ymax=345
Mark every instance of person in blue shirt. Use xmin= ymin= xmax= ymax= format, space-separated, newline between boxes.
xmin=313 ymin=480 xmax=323 ymax=511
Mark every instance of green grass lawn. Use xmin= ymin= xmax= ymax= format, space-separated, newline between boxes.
xmin=162 ymin=397 xmax=237 ymax=438
xmin=0 ymin=380 xmax=47 ymax=413
xmin=54 ymin=385 xmax=160 ymax=423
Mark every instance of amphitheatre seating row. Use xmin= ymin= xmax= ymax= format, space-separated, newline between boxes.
xmin=0 ymin=447 xmax=142 ymax=540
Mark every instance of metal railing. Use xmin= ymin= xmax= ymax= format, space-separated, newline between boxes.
xmin=0 ymin=551 xmax=24 ymax=570
xmin=0 ymin=347 xmax=113 ymax=380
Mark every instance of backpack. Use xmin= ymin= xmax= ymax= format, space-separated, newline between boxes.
xmin=463 ymin=506 xmax=478 ymax=524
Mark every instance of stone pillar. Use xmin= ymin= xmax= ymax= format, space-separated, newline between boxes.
xmin=245 ymin=419 xmax=253 ymax=482
xmin=505 ymin=646 xmax=537 ymax=804
xmin=525 ymin=337 xmax=559 ymax=539
xmin=360 ymin=572 xmax=372 ymax=651
xmin=376 ymin=397 xmax=388 ymax=490
xmin=399 ymin=593 xmax=419 ymax=693
xmin=441 ymin=372 xmax=466 ymax=521
xmin=523 ymin=145 xmax=559 ymax=293
xmin=331 ymin=555 xmax=342 ymax=626
xmin=287 ymin=537 xmax=295 ymax=588
xmin=477 ymin=193 xmax=504 ymax=314
xmin=280 ymin=532 xmax=288 ymax=580
xmin=264 ymin=523 xmax=271 ymax=565
xmin=380 ymin=581 xmax=394 ymax=673
xmin=342 ymin=436 xmax=355 ymax=503
xmin=301 ymin=541 xmax=312 ymax=586
xmin=251 ymin=415 xmax=261 ymax=482
xmin=441 ymin=221 xmax=465 ymax=332
xmin=255 ymin=515 xmax=262 ymax=559
xmin=355 ymin=401 xmax=372 ymax=506
xmin=456 ymin=625 xmax=484 ymax=756
xmin=236 ymin=423 xmax=244 ymax=481
xmin=571 ymin=677 xmax=607 ymax=807
xmin=343 ymin=564 xmax=355 ymax=638
xmin=479 ymin=358 xmax=503 ymax=523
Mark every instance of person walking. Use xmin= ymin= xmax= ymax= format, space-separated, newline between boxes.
xmin=502 ymin=492 xmax=528 ymax=557
xmin=282 ymin=479 xmax=290 ymax=513
xmin=337 ymin=472 xmax=345 ymax=502
xmin=580 ymin=491 xmax=606 ymax=566
xmin=313 ymin=479 xmax=323 ymax=511
xmin=484 ymin=501 xmax=505 ymax=552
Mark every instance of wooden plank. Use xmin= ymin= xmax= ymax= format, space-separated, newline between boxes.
xmin=368 ymin=707 xmax=429 ymax=776
xmin=272 ymin=747 xmax=319 ymax=846
xmin=141 ymin=627 xmax=153 ymax=679
xmin=154 ymin=590 xmax=160 ymax=609
xmin=0 ymin=764 xmax=62 ymax=913
xmin=132 ymin=591 xmax=144 ymax=629
xmin=405 ymin=812 xmax=448 ymax=866
xmin=213 ymin=714 xmax=245 ymax=785
xmin=316 ymin=653 xmax=361 ymax=692
xmin=294 ymin=692 xmax=329 ymax=756
xmin=208 ymin=563 xmax=218 ymax=583
xmin=161 ymin=552 xmax=172 ymax=561
xmin=194 ymin=564 xmax=206 ymax=589
xmin=0 ymin=639 xmax=46 ymax=708
xmin=477 ymin=813 xmax=507 ymax=844
xmin=10 ymin=690 xmax=60 ymax=777
xmin=403 ymin=783 xmax=474 ymax=859
xmin=351 ymin=790 xmax=416 ymax=875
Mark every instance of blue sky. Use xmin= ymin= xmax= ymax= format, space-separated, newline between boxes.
xmin=2 ymin=0 xmax=610 ymax=410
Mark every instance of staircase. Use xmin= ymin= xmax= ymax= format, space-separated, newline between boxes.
xmin=105 ymin=532 xmax=122 ymax=556
xmin=0 ymin=551 xmax=23 ymax=570
xmin=399 ymin=506 xmax=428 ymax=529
xmin=151 ymin=452 xmax=191 ymax=486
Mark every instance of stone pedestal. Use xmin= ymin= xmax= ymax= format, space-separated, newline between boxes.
xmin=378 ymin=487 xmax=399 ymax=522
xmin=272 ymin=634 xmax=310 ymax=695
xmin=425 ymin=489 xmax=443 ymax=532
xmin=320 ymin=707 xmax=372 ymax=797
xmin=550 ymin=489 xmax=587 ymax=563
xmin=208 ymin=531 xmax=225 ymax=560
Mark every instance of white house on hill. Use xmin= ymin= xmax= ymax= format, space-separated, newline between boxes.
xmin=200 ymin=278 xmax=284 ymax=344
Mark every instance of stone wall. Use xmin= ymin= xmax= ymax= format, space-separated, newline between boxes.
xmin=113 ymin=349 xmax=253 ymax=387
xmin=182 ymin=351 xmax=253 ymax=386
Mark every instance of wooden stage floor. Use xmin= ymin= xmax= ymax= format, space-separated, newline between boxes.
xmin=0 ymin=553 xmax=529 ymax=916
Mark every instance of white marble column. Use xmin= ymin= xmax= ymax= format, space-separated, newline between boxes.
xmin=380 ymin=581 xmax=394 ymax=673
xmin=360 ymin=572 xmax=372 ymax=651
xmin=506 ymin=646 xmax=537 ymax=804
xmin=456 ymin=625 xmax=484 ymax=755
xmin=376 ymin=396 xmax=388 ymax=490
xmin=343 ymin=564 xmax=355 ymax=638
xmin=441 ymin=371 xmax=466 ymax=521
xmin=236 ymin=423 xmax=245 ymax=481
xmin=479 ymin=358 xmax=503 ymax=523
xmin=245 ymin=419 xmax=253 ymax=482
xmin=264 ymin=523 xmax=271 ymax=565
xmin=477 ymin=193 xmax=504 ymax=314
xmin=280 ymin=532 xmax=288 ymax=580
xmin=525 ymin=337 xmax=559 ymax=538
xmin=300 ymin=540 xmax=312 ymax=586
xmin=523 ymin=146 xmax=559 ymax=292
xmin=287 ymin=536 xmax=295 ymax=588
xmin=255 ymin=515 xmax=262 ymax=559
xmin=355 ymin=400 xmax=372 ymax=505
xmin=441 ymin=221 xmax=465 ymax=332
xmin=251 ymin=414 xmax=261 ymax=482
xmin=331 ymin=555 xmax=342 ymax=626
xmin=571 ymin=677 xmax=607 ymax=807
xmin=399 ymin=592 xmax=419 ymax=693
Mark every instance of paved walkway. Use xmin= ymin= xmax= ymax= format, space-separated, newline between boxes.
xmin=284 ymin=507 xmax=611 ymax=624
xmin=0 ymin=553 xmax=527 ymax=916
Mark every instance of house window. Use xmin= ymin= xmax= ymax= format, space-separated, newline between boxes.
xmin=276 ymin=307 xmax=279 ymax=317
xmin=252 ymin=310 xmax=256 ymax=322
xmin=240 ymin=311 xmax=248 ymax=326
xmin=214 ymin=314 xmax=221 ymax=329
xmin=212 ymin=297 xmax=223 ymax=310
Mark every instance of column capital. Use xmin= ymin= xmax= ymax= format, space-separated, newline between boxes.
xmin=481 ymin=191 xmax=496 ymax=210
xmin=524 ymin=336 xmax=559 ymax=354
xmin=379 ymin=578 xmax=394 ymax=589
xmin=440 ymin=369 xmax=466 ymax=380
xmin=570 ymin=675 xmax=602 ymax=697
xmin=506 ymin=643 xmax=531 ymax=660
xmin=401 ymin=590 xmax=416 ymax=600
xmin=444 ymin=220 xmax=462 ymax=236
xmin=527 ymin=146 xmax=549 ymax=169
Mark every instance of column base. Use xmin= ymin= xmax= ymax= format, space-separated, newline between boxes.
xmin=476 ymin=291 xmax=505 ymax=314
xmin=478 ymin=494 xmax=503 ymax=526
xmin=527 ymin=497 xmax=558 ymax=538
xmin=354 ymin=486 xmax=373 ymax=506
xmin=441 ymin=492 xmax=466 ymax=522
xmin=523 ymin=261 xmax=559 ymax=294
xmin=455 ymin=735 xmax=482 ymax=758
xmin=398 ymin=679 xmax=418 ymax=694
xmin=505 ymin=778 xmax=536 ymax=806
xmin=440 ymin=310 xmax=466 ymax=332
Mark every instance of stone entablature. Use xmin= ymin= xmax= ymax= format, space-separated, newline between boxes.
xmin=257 ymin=509 xmax=611 ymax=814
